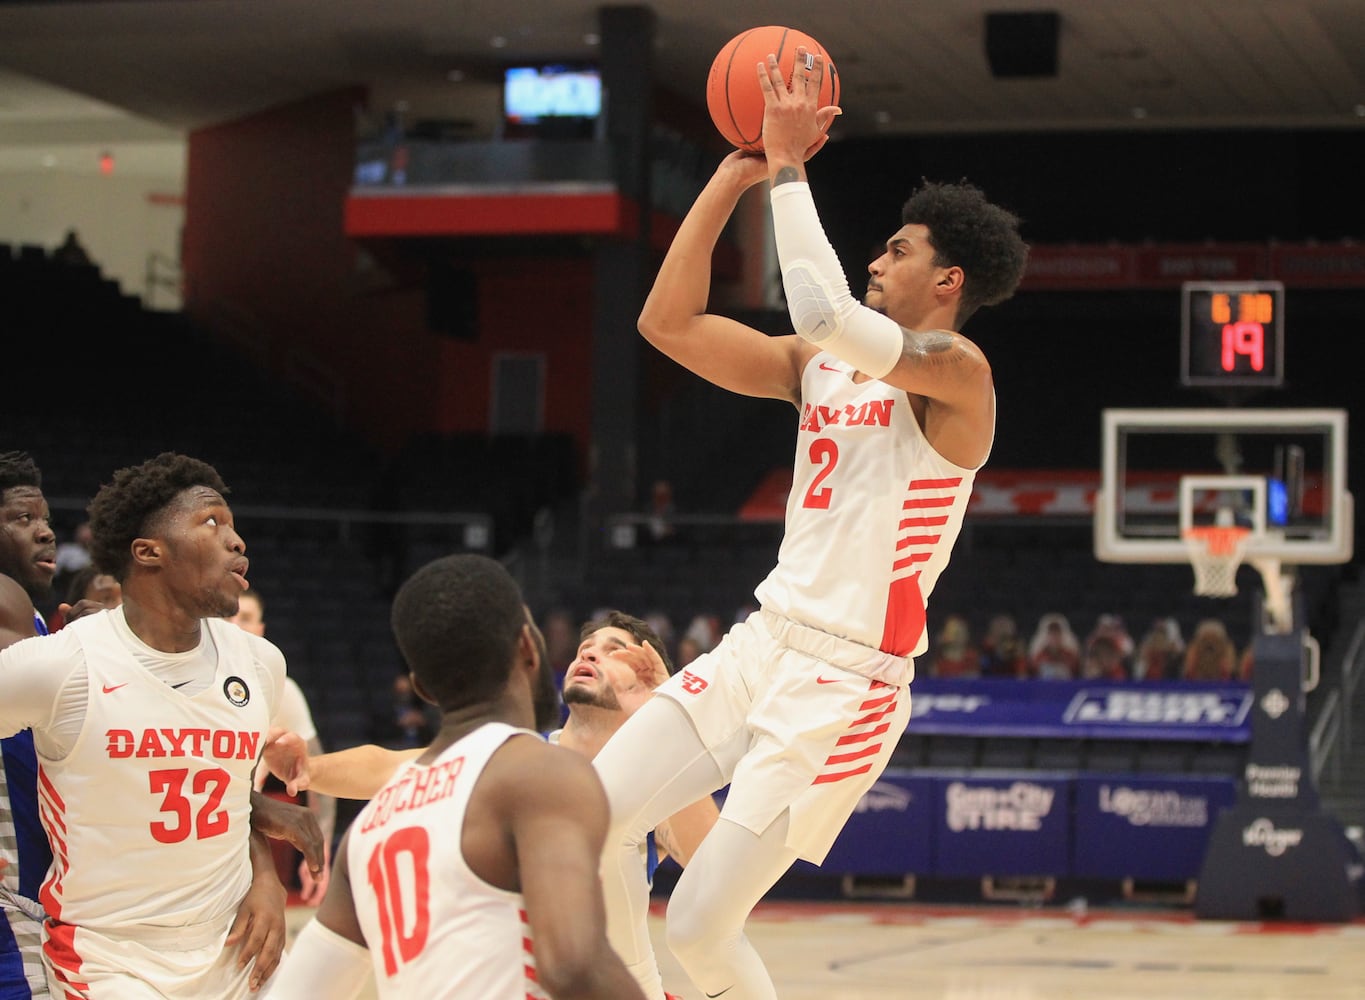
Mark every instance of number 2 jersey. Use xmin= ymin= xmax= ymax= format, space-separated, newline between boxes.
xmin=0 ymin=608 xmax=279 ymax=937
xmin=348 ymin=722 xmax=550 ymax=1000
xmin=753 ymin=352 xmax=985 ymax=675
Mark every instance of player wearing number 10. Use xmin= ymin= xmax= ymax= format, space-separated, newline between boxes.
xmin=593 ymin=50 xmax=1029 ymax=999
xmin=267 ymin=555 xmax=646 ymax=1000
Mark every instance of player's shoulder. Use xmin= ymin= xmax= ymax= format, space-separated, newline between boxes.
xmin=490 ymin=730 xmax=601 ymax=793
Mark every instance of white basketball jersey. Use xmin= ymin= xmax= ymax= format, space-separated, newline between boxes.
xmin=348 ymin=723 xmax=550 ymax=1000
xmin=754 ymin=353 xmax=983 ymax=665
xmin=36 ymin=615 xmax=270 ymax=934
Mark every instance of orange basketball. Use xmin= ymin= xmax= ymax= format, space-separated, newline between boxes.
xmin=706 ymin=25 xmax=839 ymax=153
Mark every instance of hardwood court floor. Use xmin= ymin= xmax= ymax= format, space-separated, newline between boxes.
xmin=285 ymin=900 xmax=1365 ymax=999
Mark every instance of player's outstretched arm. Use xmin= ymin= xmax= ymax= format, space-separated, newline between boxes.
xmin=497 ymin=740 xmax=649 ymax=1000
xmin=263 ymin=731 xmax=420 ymax=800
xmin=638 ymin=151 xmax=811 ymax=405
xmin=263 ymin=829 xmax=370 ymax=1000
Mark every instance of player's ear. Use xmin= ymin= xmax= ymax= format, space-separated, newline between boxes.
xmin=129 ymin=537 xmax=161 ymax=569
xmin=937 ymin=265 xmax=964 ymax=295
xmin=410 ymin=672 xmax=438 ymax=707
xmin=517 ymin=623 xmax=541 ymax=671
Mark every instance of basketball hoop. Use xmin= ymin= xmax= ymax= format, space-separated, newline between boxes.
xmin=1183 ymin=525 xmax=1251 ymax=597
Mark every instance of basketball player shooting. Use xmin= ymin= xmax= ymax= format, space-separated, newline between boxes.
xmin=590 ymin=48 xmax=1029 ymax=1000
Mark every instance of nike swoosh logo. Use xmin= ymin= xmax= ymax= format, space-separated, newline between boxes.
xmin=815 ymin=676 xmax=842 ymax=684
xmin=101 ymin=683 xmax=129 ymax=694
xmin=818 ymin=362 xmax=840 ymax=371
xmin=705 ymin=990 xmax=734 ymax=999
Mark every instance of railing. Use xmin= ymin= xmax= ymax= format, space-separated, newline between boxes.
xmin=144 ymin=251 xmax=181 ymax=310
xmin=48 ymin=497 xmax=493 ymax=552
xmin=1311 ymin=620 xmax=1365 ymax=785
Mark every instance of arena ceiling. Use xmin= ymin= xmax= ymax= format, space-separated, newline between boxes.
xmin=0 ymin=0 xmax=1363 ymax=156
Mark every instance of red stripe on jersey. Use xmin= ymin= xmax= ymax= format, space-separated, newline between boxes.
xmin=812 ymin=762 xmax=876 ymax=785
xmin=43 ymin=920 xmax=88 ymax=992
xmin=895 ymin=534 xmax=941 ymax=548
xmin=38 ymin=774 xmax=67 ymax=834
xmin=895 ymin=515 xmax=950 ymax=529
xmin=825 ymin=743 xmax=883 ymax=766
xmin=851 ymin=703 xmax=899 ymax=728
xmin=909 ymin=477 xmax=963 ymax=490
xmin=834 ymin=722 xmax=892 ymax=746
xmin=902 ymin=495 xmax=954 ymax=509
xmin=38 ymin=769 xmax=65 ymax=807
xmin=891 ymin=553 xmax=932 ymax=572
xmin=859 ymin=691 xmax=897 ymax=711
xmin=879 ymin=572 xmax=925 ymax=655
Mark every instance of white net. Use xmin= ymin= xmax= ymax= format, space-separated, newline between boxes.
xmin=1183 ymin=526 xmax=1250 ymax=597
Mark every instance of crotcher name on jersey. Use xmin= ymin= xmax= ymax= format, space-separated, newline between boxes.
xmin=361 ymin=755 xmax=467 ymax=833
xmin=105 ymin=727 xmax=261 ymax=760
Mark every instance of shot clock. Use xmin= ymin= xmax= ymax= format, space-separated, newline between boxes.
xmin=1180 ymin=281 xmax=1284 ymax=388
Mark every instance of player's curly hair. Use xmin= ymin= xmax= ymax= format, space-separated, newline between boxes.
xmin=580 ymin=610 xmax=676 ymax=677
xmin=391 ymin=554 xmax=528 ymax=711
xmin=87 ymin=452 xmax=228 ymax=581
xmin=0 ymin=451 xmax=42 ymax=497
xmin=902 ymin=179 xmax=1029 ymax=327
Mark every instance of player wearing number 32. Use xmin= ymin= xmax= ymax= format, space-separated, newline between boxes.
xmin=0 ymin=453 xmax=292 ymax=998
xmin=594 ymin=49 xmax=1029 ymax=1000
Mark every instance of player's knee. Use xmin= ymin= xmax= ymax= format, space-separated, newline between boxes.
xmin=664 ymin=891 xmax=720 ymax=962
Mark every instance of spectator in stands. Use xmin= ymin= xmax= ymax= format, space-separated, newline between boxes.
xmin=374 ymin=670 xmax=440 ymax=748
xmin=1134 ymin=617 xmax=1185 ymax=681
xmin=683 ymin=612 xmax=722 ymax=654
xmin=48 ymin=563 xmax=123 ymax=630
xmin=53 ymin=228 xmax=92 ymax=267
xmin=1085 ymin=613 xmax=1134 ymax=673
xmin=646 ymin=479 xmax=677 ymax=543
xmin=930 ymin=614 xmax=981 ymax=678
xmin=1082 ymin=633 xmax=1128 ymax=681
xmin=978 ymin=613 xmax=1028 ymax=678
xmin=676 ymin=635 xmax=703 ymax=669
xmin=228 ymin=588 xmax=336 ymax=906
xmin=1183 ymin=618 xmax=1238 ymax=681
xmin=53 ymin=519 xmax=93 ymax=599
xmin=1027 ymin=612 xmax=1081 ymax=680
xmin=1238 ymin=642 xmax=1255 ymax=682
xmin=541 ymin=606 xmax=578 ymax=686
xmin=644 ymin=609 xmax=675 ymax=654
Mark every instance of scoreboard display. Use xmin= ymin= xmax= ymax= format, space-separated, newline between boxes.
xmin=1181 ymin=281 xmax=1285 ymax=388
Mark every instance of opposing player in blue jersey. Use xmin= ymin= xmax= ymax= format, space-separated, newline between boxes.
xmin=0 ymin=451 xmax=59 ymax=998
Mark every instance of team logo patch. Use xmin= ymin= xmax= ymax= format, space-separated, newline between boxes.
xmin=223 ymin=676 xmax=250 ymax=707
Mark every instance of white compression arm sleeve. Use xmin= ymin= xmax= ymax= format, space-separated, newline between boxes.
xmin=263 ymin=920 xmax=371 ymax=1000
xmin=770 ymin=181 xmax=904 ymax=379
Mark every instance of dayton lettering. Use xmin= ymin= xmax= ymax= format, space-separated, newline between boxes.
xmin=106 ymin=728 xmax=261 ymax=760
xmin=799 ymin=399 xmax=894 ymax=433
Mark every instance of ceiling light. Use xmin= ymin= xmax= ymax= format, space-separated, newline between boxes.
xmin=1130 ymin=106 xmax=1148 ymax=119
xmin=446 ymin=70 xmax=465 ymax=82
xmin=490 ymin=35 xmax=508 ymax=48
xmin=584 ymin=32 xmax=600 ymax=46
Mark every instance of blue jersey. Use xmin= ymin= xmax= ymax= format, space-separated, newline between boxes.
xmin=0 ymin=612 xmax=50 ymax=998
